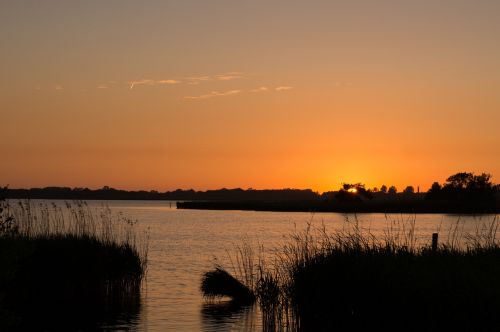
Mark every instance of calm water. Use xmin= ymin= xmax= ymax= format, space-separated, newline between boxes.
xmin=24 ymin=200 xmax=499 ymax=331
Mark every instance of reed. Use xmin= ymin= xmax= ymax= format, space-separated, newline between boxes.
xmin=0 ymin=198 xmax=148 ymax=330
xmin=201 ymin=266 xmax=255 ymax=304
xmin=282 ymin=216 xmax=500 ymax=331
xmin=203 ymin=214 xmax=500 ymax=331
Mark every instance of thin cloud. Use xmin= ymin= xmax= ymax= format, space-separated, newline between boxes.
xmin=215 ymin=72 xmax=244 ymax=81
xmin=187 ymin=75 xmax=211 ymax=82
xmin=55 ymin=85 xmax=63 ymax=90
xmin=184 ymin=89 xmax=241 ymax=100
xmin=97 ymin=85 xmax=109 ymax=89
xmin=129 ymin=79 xmax=153 ymax=89
xmin=128 ymin=72 xmax=245 ymax=88
xmin=129 ymin=79 xmax=181 ymax=89
xmin=275 ymin=86 xmax=293 ymax=91
xmin=157 ymin=79 xmax=180 ymax=85
xmin=186 ymin=72 xmax=244 ymax=84
xmin=250 ymin=86 xmax=269 ymax=92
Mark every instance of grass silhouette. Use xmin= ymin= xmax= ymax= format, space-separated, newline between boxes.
xmin=0 ymin=199 xmax=148 ymax=330
xmin=203 ymin=215 xmax=500 ymax=331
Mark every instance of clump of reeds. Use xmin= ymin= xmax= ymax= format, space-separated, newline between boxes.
xmin=0 ymin=198 xmax=148 ymax=330
xmin=279 ymin=215 xmax=500 ymax=331
xmin=204 ymin=214 xmax=500 ymax=331
xmin=201 ymin=239 xmax=297 ymax=331
xmin=201 ymin=267 xmax=255 ymax=304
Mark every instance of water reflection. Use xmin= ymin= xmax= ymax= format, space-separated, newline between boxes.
xmin=201 ymin=300 xmax=259 ymax=332
xmin=12 ymin=201 xmax=497 ymax=330
xmin=98 ymin=297 xmax=142 ymax=331
xmin=2 ymin=295 xmax=142 ymax=331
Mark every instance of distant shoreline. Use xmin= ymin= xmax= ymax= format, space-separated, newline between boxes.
xmin=5 ymin=184 xmax=499 ymax=214
xmin=177 ymin=200 xmax=500 ymax=214
xmin=4 ymin=187 xmax=319 ymax=201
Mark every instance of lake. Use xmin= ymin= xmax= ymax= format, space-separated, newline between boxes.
xmin=18 ymin=200 xmax=499 ymax=331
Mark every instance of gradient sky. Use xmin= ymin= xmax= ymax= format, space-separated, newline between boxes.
xmin=1 ymin=1 xmax=499 ymax=192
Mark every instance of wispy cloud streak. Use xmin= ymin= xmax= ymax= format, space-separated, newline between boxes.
xmin=186 ymin=72 xmax=244 ymax=84
xmin=184 ymin=89 xmax=241 ymax=100
xmin=250 ymin=86 xmax=269 ymax=92
xmin=275 ymin=86 xmax=293 ymax=91
xmin=214 ymin=72 xmax=244 ymax=81
xmin=128 ymin=72 xmax=244 ymax=88
xmin=129 ymin=79 xmax=181 ymax=89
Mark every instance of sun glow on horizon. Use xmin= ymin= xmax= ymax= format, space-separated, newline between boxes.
xmin=1 ymin=1 xmax=499 ymax=191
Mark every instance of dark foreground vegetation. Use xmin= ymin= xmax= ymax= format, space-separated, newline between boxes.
xmin=0 ymin=196 xmax=148 ymax=330
xmin=290 ymin=230 xmax=500 ymax=331
xmin=202 ymin=216 xmax=500 ymax=331
xmin=202 ymin=267 xmax=255 ymax=305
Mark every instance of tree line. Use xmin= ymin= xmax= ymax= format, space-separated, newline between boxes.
xmin=4 ymin=172 xmax=498 ymax=206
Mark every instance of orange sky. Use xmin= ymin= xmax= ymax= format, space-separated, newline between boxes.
xmin=1 ymin=1 xmax=499 ymax=193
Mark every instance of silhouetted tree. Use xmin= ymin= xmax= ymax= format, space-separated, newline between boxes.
xmin=441 ymin=172 xmax=495 ymax=200
xmin=426 ymin=172 xmax=497 ymax=211
xmin=388 ymin=186 xmax=397 ymax=194
xmin=403 ymin=186 xmax=415 ymax=194
xmin=335 ymin=183 xmax=373 ymax=202
xmin=426 ymin=182 xmax=442 ymax=199
xmin=445 ymin=172 xmax=474 ymax=190
xmin=380 ymin=185 xmax=388 ymax=193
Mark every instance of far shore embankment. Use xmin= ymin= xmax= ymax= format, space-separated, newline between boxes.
xmin=176 ymin=200 xmax=500 ymax=214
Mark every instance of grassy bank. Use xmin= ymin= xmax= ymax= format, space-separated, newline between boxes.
xmin=0 ymin=199 xmax=148 ymax=330
xmin=202 ymin=216 xmax=500 ymax=331
xmin=288 ymin=225 xmax=500 ymax=331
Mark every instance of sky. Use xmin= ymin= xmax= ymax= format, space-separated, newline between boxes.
xmin=1 ymin=1 xmax=499 ymax=192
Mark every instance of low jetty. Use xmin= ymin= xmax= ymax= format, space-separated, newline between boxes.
xmin=177 ymin=199 xmax=500 ymax=213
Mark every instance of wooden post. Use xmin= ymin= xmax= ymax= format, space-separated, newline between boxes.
xmin=432 ymin=233 xmax=439 ymax=251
